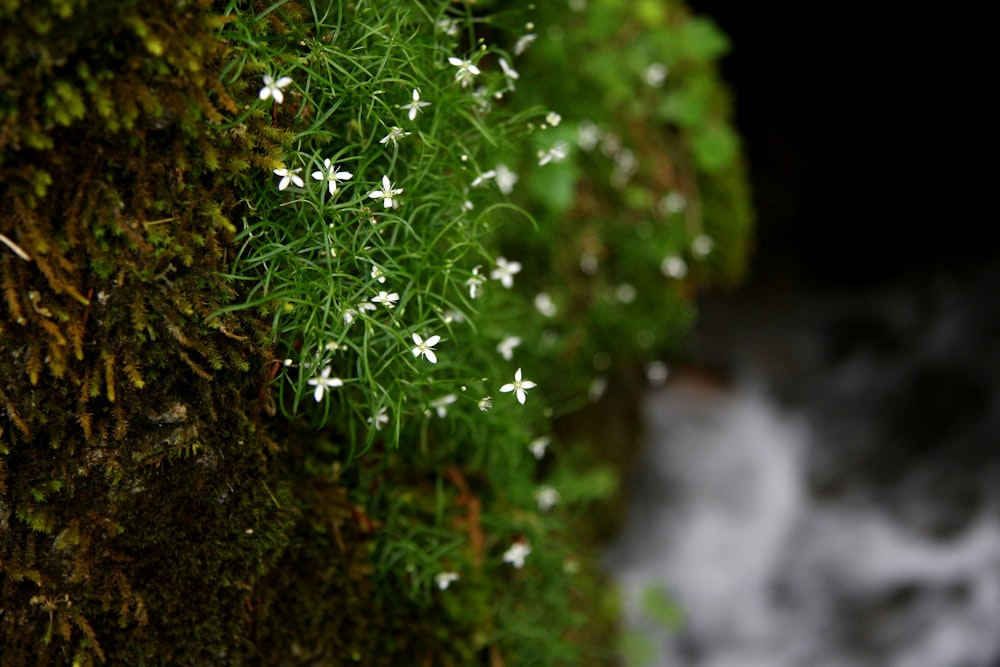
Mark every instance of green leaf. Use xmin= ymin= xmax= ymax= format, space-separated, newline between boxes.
xmin=679 ymin=17 xmax=730 ymax=61
xmin=692 ymin=123 xmax=739 ymax=173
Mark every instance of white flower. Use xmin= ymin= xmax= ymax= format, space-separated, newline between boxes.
xmin=358 ymin=301 xmax=378 ymax=312
xmin=496 ymin=336 xmax=521 ymax=361
xmin=529 ymin=436 xmax=550 ymax=460
xmin=273 ymin=167 xmax=303 ymax=191
xmin=448 ymin=56 xmax=480 ymax=87
xmin=577 ymin=120 xmax=601 ymax=151
xmin=435 ymin=571 xmax=460 ymax=590
xmin=661 ymin=191 xmax=687 ymax=214
xmin=589 ymin=376 xmax=608 ymax=401
xmin=534 ymin=292 xmax=557 ymax=317
xmin=615 ymin=283 xmax=637 ymax=303
xmin=370 ymin=265 xmax=386 ymax=283
xmin=368 ymin=175 xmax=403 ymax=209
xmin=478 ymin=396 xmax=493 ymax=412
xmin=645 ymin=360 xmax=670 ymax=386
xmin=494 ymin=164 xmax=518 ymax=194
xmin=499 ymin=57 xmax=520 ymax=88
xmin=430 ymin=394 xmax=457 ymax=418
xmin=643 ymin=62 xmax=669 ymax=87
xmin=513 ymin=33 xmax=537 ymax=56
xmin=368 ymin=406 xmax=389 ymax=430
xmin=379 ymin=126 xmax=411 ymax=147
xmin=443 ymin=309 xmax=465 ymax=324
xmin=471 ymin=86 xmax=491 ymax=112
xmin=436 ymin=18 xmax=460 ymax=37
xmin=660 ymin=255 xmax=688 ymax=279
xmin=692 ymin=234 xmax=715 ymax=258
xmin=502 ymin=541 xmax=531 ymax=568
xmin=399 ymin=88 xmax=431 ymax=121
xmin=371 ymin=291 xmax=399 ymax=308
xmin=307 ymin=366 xmax=343 ymax=402
xmin=343 ymin=308 xmax=358 ymax=325
xmin=535 ymin=486 xmax=560 ymax=512
xmin=470 ymin=169 xmax=496 ymax=188
xmin=465 ymin=266 xmax=484 ymax=298
xmin=490 ymin=257 xmax=521 ymax=288
xmin=500 ymin=368 xmax=536 ymax=405
xmin=538 ymin=142 xmax=569 ymax=166
xmin=311 ymin=159 xmax=352 ymax=196
xmin=259 ymin=74 xmax=293 ymax=104
xmin=411 ymin=332 xmax=441 ymax=364
xmin=545 ymin=111 xmax=561 ymax=127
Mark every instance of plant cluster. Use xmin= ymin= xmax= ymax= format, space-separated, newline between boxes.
xmin=0 ymin=0 xmax=750 ymax=665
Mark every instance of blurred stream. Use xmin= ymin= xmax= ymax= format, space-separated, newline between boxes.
xmin=606 ymin=263 xmax=1000 ymax=667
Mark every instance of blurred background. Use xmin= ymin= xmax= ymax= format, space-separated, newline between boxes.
xmin=607 ymin=3 xmax=1000 ymax=666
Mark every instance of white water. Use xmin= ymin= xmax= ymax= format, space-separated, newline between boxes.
xmin=607 ymin=375 xmax=1000 ymax=667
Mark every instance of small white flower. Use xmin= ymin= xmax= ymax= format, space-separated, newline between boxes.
xmin=370 ymin=265 xmax=386 ymax=283
xmin=495 ymin=164 xmax=518 ymax=194
xmin=471 ymin=86 xmax=491 ymax=112
xmin=435 ymin=571 xmax=460 ymax=590
xmin=368 ymin=405 xmax=389 ymax=430
xmin=529 ymin=436 xmax=550 ymax=460
xmin=448 ymin=56 xmax=481 ymax=87
xmin=497 ymin=336 xmax=521 ymax=361
xmin=692 ymin=234 xmax=715 ymax=258
xmin=311 ymin=159 xmax=353 ymax=196
xmin=259 ymin=74 xmax=293 ymax=104
xmin=499 ymin=57 xmax=520 ymax=88
xmin=502 ymin=541 xmax=531 ymax=568
xmin=470 ymin=169 xmax=496 ymax=188
xmin=273 ymin=167 xmax=304 ymax=191
xmin=491 ymin=257 xmax=521 ymax=289
xmin=545 ymin=111 xmax=562 ymax=127
xmin=411 ymin=332 xmax=441 ymax=364
xmin=371 ymin=291 xmax=399 ymax=309
xmin=538 ymin=142 xmax=569 ymax=166
xmin=368 ymin=175 xmax=403 ymax=209
xmin=589 ymin=376 xmax=608 ymax=401
xmin=660 ymin=255 xmax=688 ymax=279
xmin=430 ymin=394 xmax=457 ymax=418
xmin=443 ymin=309 xmax=465 ymax=324
xmin=500 ymin=368 xmax=536 ymax=405
xmin=643 ymin=62 xmax=669 ymax=87
xmin=661 ymin=191 xmax=687 ymax=214
xmin=379 ymin=126 xmax=411 ymax=147
xmin=613 ymin=149 xmax=638 ymax=187
xmin=462 ymin=200 xmax=474 ymax=211
xmin=615 ymin=283 xmax=637 ymax=303
xmin=358 ymin=301 xmax=378 ymax=312
xmin=436 ymin=18 xmax=460 ymax=37
xmin=535 ymin=486 xmax=560 ymax=511
xmin=465 ymin=266 xmax=484 ymax=298
xmin=646 ymin=360 xmax=670 ymax=386
xmin=577 ymin=120 xmax=601 ymax=151
xmin=343 ymin=308 xmax=358 ymax=325
xmin=534 ymin=292 xmax=557 ymax=317
xmin=399 ymin=88 xmax=431 ymax=121
xmin=307 ymin=366 xmax=343 ymax=402
xmin=513 ymin=33 xmax=537 ymax=56
xmin=478 ymin=396 xmax=493 ymax=412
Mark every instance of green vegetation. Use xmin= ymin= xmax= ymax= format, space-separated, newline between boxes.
xmin=0 ymin=0 xmax=750 ymax=664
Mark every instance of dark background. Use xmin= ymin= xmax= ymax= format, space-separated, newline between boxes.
xmin=685 ymin=3 xmax=988 ymax=288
